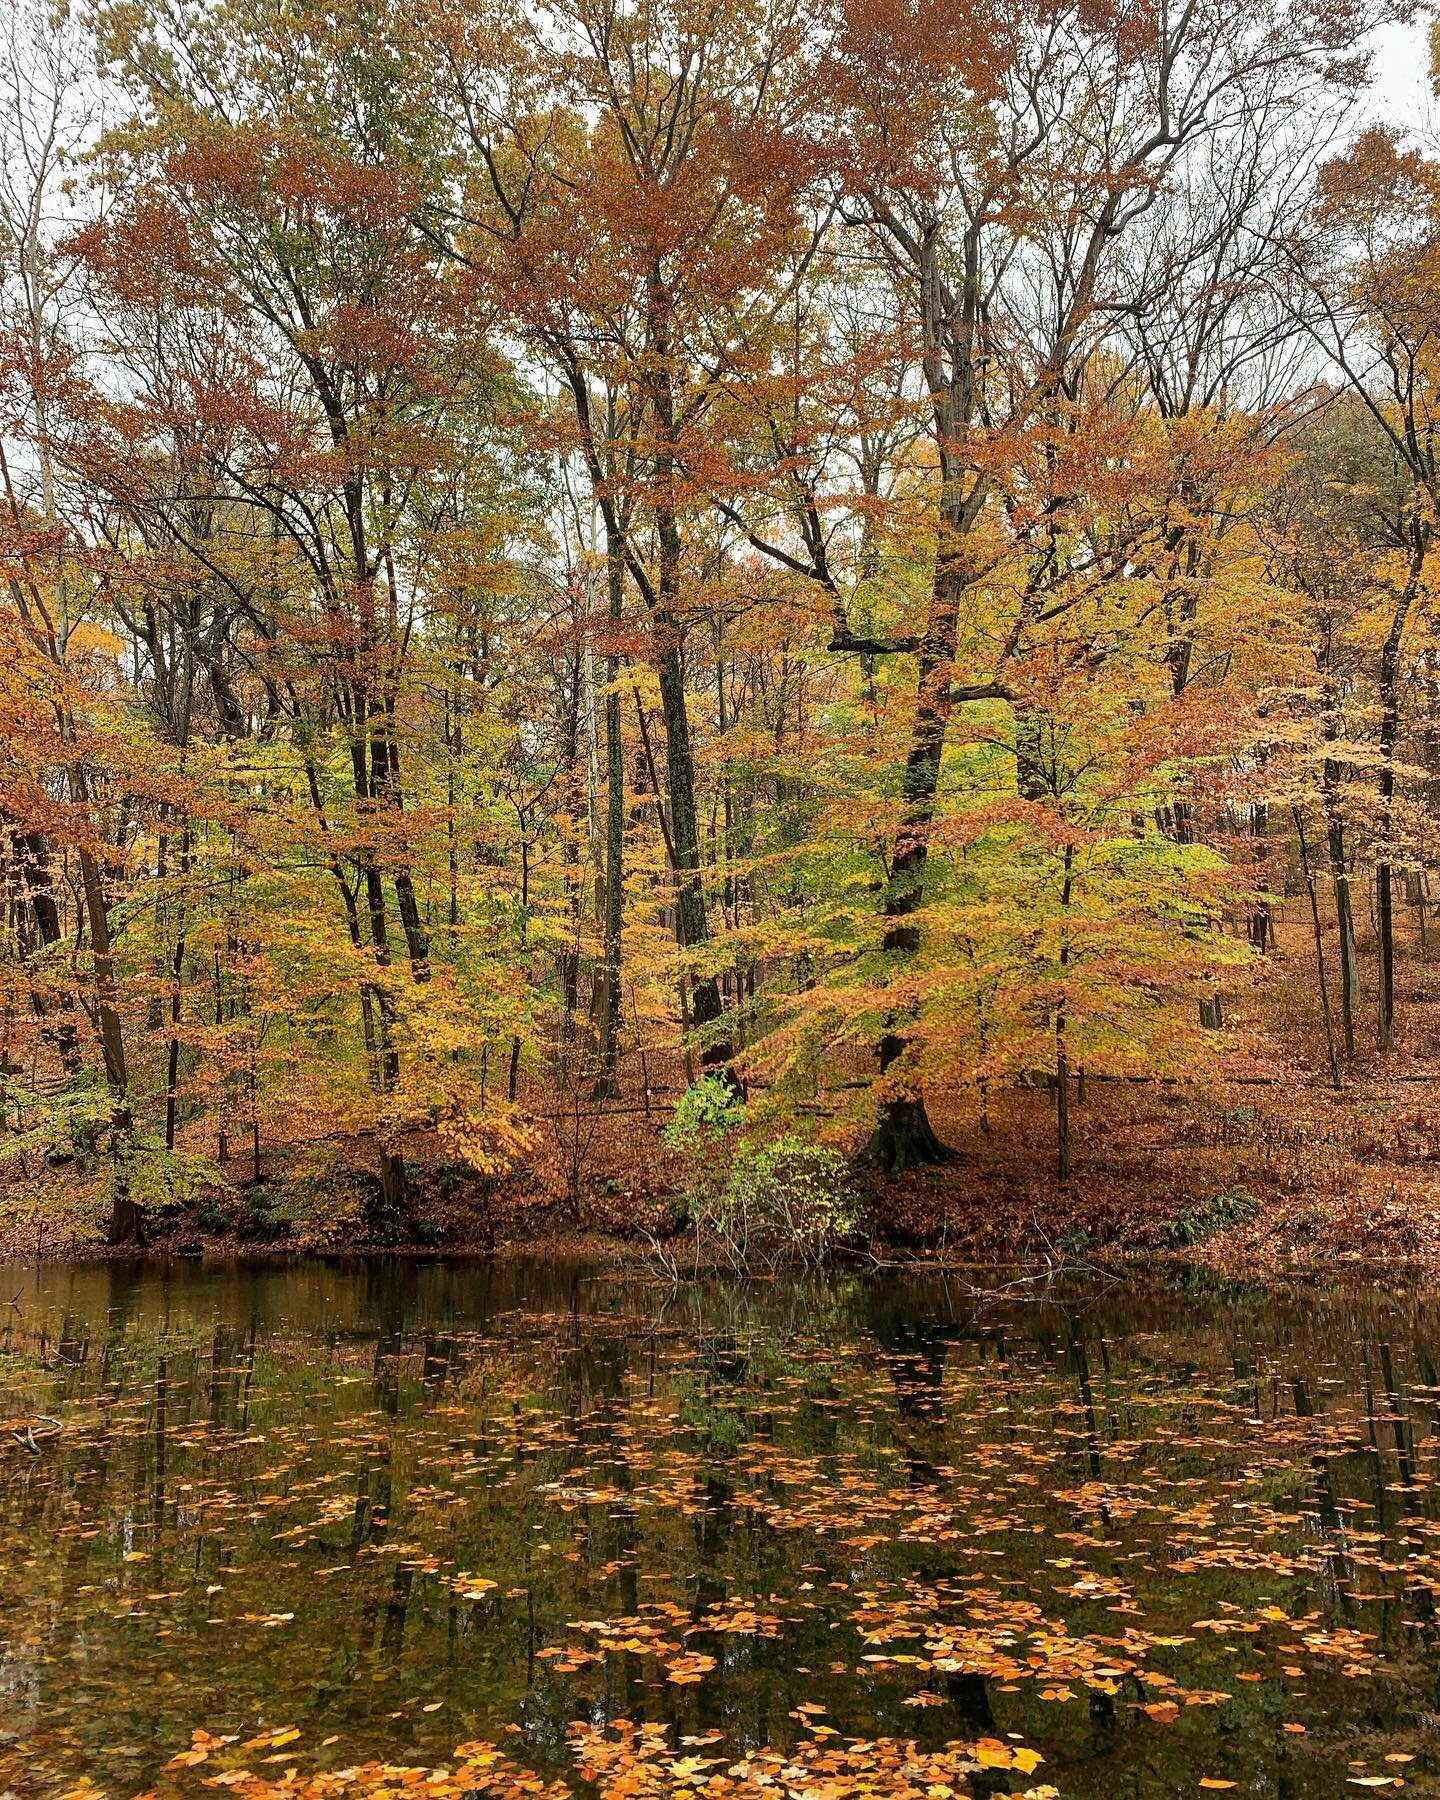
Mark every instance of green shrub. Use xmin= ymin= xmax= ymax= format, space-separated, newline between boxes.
xmin=193 ymin=1190 xmax=231 ymax=1235
xmin=682 ymin=1137 xmax=859 ymax=1271
xmin=238 ymin=1182 xmax=293 ymax=1240
xmin=1055 ymin=1225 xmax=1091 ymax=1261
xmin=660 ymin=1079 xmax=858 ymax=1271
xmin=665 ymin=1074 xmax=746 ymax=1150
xmin=1165 ymin=1185 xmax=1257 ymax=1248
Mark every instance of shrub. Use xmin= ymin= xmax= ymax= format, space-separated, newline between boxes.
xmin=238 ymin=1183 xmax=289 ymax=1240
xmin=664 ymin=1074 xmax=746 ymax=1151
xmin=661 ymin=1079 xmax=858 ymax=1271
xmin=1165 ymin=1185 xmax=1257 ymax=1248
xmin=193 ymin=1190 xmax=231 ymax=1235
xmin=682 ymin=1137 xmax=860 ymax=1272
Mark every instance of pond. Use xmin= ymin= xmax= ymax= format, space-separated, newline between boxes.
xmin=1 ymin=1258 xmax=1438 ymax=1798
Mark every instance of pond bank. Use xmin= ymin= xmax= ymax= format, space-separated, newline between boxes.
xmin=0 ymin=1181 xmax=1430 ymax=1286
xmin=13 ymin=1032 xmax=1438 ymax=1276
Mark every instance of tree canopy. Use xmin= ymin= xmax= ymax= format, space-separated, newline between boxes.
xmin=1 ymin=0 xmax=1436 ymax=1245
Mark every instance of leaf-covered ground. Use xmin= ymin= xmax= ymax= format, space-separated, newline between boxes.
xmin=13 ymin=910 xmax=1440 ymax=1279
xmin=2 ymin=1261 xmax=1439 ymax=1799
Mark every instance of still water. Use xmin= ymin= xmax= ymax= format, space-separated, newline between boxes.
xmin=1 ymin=1258 xmax=1439 ymax=1797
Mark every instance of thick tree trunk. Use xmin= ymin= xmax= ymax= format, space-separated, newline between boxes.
xmin=348 ymin=719 xmax=409 ymax=1227
xmin=654 ymin=621 xmax=726 ymax=1063
xmin=1248 ymin=800 xmax=1271 ymax=952
xmin=863 ymin=211 xmax=1000 ymax=1169
xmin=77 ymin=843 xmax=140 ymax=1245
xmin=865 ymin=535 xmax=968 ymax=1169
xmin=376 ymin=1145 xmax=409 ymax=1242
xmin=16 ymin=828 xmax=84 ymax=1082
xmin=646 ymin=272 xmax=729 ymax=1072
xmin=867 ymin=1085 xmax=950 ymax=1173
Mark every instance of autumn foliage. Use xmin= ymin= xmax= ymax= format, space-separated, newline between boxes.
xmin=3 ymin=0 xmax=1440 ymax=1247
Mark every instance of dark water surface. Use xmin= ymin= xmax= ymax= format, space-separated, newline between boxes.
xmin=3 ymin=1258 xmax=1440 ymax=1796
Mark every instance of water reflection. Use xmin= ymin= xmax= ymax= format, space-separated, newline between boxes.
xmin=1 ymin=1260 xmax=1439 ymax=1796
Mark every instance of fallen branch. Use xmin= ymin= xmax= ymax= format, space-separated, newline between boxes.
xmin=12 ymin=1414 xmax=62 ymax=1454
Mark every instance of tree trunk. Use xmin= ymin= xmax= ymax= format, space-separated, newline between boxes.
xmin=1295 ymin=809 xmax=1342 ymax=1092
xmin=1324 ymin=789 xmax=1359 ymax=1060
xmin=15 ymin=828 xmax=84 ymax=1083
xmin=558 ymin=658 xmax=584 ymax=1031
xmin=865 ymin=531 xmax=969 ymax=1169
xmin=1055 ymin=844 xmax=1074 ymax=1182
xmin=164 ymin=822 xmax=193 ymax=1152
xmin=1375 ymin=528 xmax=1426 ymax=1050
xmin=1377 ymin=862 xmax=1396 ymax=1050
xmin=646 ymin=271 xmax=729 ymax=1071
xmin=371 ymin=699 xmax=430 ymax=980
xmin=77 ymin=843 xmax=140 ymax=1245
xmin=1248 ymin=800 xmax=1271 ymax=952
xmin=863 ymin=211 xmax=995 ymax=1169
xmin=594 ymin=525 xmax=625 ymax=1098
xmin=347 ymin=722 xmax=409 ymax=1226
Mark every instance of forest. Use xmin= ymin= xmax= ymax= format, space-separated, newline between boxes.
xmin=2 ymin=0 xmax=1439 ymax=1264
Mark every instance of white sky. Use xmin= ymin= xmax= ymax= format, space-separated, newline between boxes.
xmin=1366 ymin=15 xmax=1435 ymax=133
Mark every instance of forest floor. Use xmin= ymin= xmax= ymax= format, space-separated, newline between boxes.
xmin=865 ymin=901 xmax=1440 ymax=1279
xmin=9 ymin=905 xmax=1440 ymax=1280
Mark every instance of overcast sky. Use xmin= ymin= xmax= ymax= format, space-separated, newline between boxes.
xmin=1367 ymin=15 xmax=1435 ymax=133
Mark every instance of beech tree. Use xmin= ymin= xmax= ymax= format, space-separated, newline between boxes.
xmin=1 ymin=0 xmax=1433 ymax=1239
xmin=1287 ymin=129 xmax=1440 ymax=1053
